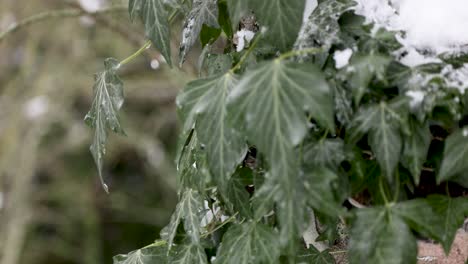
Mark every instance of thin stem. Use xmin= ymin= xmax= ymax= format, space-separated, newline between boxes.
xmin=0 ymin=6 xmax=127 ymax=43
xmin=201 ymin=212 xmax=238 ymax=238
xmin=277 ymin=47 xmax=323 ymax=61
xmin=119 ymin=41 xmax=152 ymax=66
xmin=329 ymin=250 xmax=347 ymax=255
xmin=393 ymin=170 xmax=400 ymax=203
xmin=379 ymin=177 xmax=389 ymax=205
xmin=230 ymin=35 xmax=262 ymax=72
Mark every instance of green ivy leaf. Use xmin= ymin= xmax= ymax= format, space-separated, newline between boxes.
xmin=349 ymin=207 xmax=417 ymax=264
xmin=252 ymin=0 xmax=305 ymax=51
xmin=160 ymin=189 xmax=204 ymax=250
xmin=129 ymin=0 xmax=172 ymax=66
xmin=177 ymin=73 xmax=247 ymax=187
xmin=303 ymin=138 xmax=346 ymax=170
xmin=296 ymin=245 xmax=335 ymax=264
xmin=84 ymin=58 xmax=125 ymax=193
xmin=394 ymin=195 xmax=468 ymax=254
xmin=113 ymin=241 xmax=168 ymax=264
xmin=228 ymin=60 xmax=333 ymax=252
xmin=177 ymin=131 xmax=209 ymax=193
xmin=222 ymin=167 xmax=253 ymax=218
xmin=438 ymin=127 xmax=468 ymax=183
xmin=348 ymin=101 xmax=408 ymax=182
xmin=401 ymin=119 xmax=430 ymax=185
xmin=346 ymin=53 xmax=390 ymax=105
xmin=303 ymin=168 xmax=345 ymax=218
xmin=215 ymin=222 xmax=280 ymax=264
xmin=226 ymin=0 xmax=249 ymax=29
xmin=170 ymin=242 xmax=208 ymax=264
xmin=180 ymin=0 xmax=219 ymax=65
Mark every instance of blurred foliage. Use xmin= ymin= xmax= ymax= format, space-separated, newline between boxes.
xmin=0 ymin=0 xmax=198 ymax=263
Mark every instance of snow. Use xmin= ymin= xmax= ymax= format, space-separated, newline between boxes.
xmin=353 ymin=0 xmax=468 ymax=66
xmin=150 ymin=59 xmax=160 ymax=70
xmin=23 ymin=96 xmax=49 ymax=119
xmin=235 ymin=29 xmax=255 ymax=52
xmin=405 ymin=90 xmax=425 ymax=108
xmin=463 ymin=128 xmax=468 ymax=137
xmin=303 ymin=0 xmax=318 ymax=23
xmin=334 ymin=48 xmax=353 ymax=69
xmin=78 ymin=0 xmax=105 ymax=13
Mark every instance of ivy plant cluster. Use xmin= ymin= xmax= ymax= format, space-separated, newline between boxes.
xmin=84 ymin=0 xmax=468 ymax=263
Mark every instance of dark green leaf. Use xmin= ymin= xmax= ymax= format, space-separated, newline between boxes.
xmin=303 ymin=168 xmax=345 ymax=217
xmin=226 ymin=0 xmax=249 ymax=29
xmin=349 ymin=207 xmax=417 ymax=264
xmin=200 ymin=24 xmax=222 ymax=46
xmin=415 ymin=195 xmax=468 ymax=253
xmin=177 ymin=73 xmax=247 ymax=187
xmin=113 ymin=241 xmax=168 ymax=264
xmin=347 ymin=53 xmax=390 ymax=105
xmin=84 ymin=58 xmax=125 ymax=193
xmin=296 ymin=246 xmax=335 ymax=264
xmin=160 ymin=189 xmax=204 ymax=250
xmin=401 ymin=119 xmax=430 ymax=185
xmin=438 ymin=127 xmax=468 ymax=183
xmin=222 ymin=167 xmax=252 ymax=218
xmin=215 ymin=222 xmax=280 ymax=264
xmin=252 ymin=0 xmax=305 ymax=51
xmin=180 ymin=0 xmax=219 ymax=65
xmin=129 ymin=0 xmax=172 ymax=66
xmin=170 ymin=242 xmax=208 ymax=264
xmin=303 ymin=138 xmax=346 ymax=169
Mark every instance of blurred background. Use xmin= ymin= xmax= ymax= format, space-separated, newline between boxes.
xmin=0 ymin=0 xmax=198 ymax=263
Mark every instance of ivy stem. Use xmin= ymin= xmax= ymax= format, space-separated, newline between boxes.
xmin=277 ymin=47 xmax=323 ymax=61
xmin=118 ymin=40 xmax=152 ymax=66
xmin=379 ymin=177 xmax=389 ymax=206
xmin=230 ymin=35 xmax=262 ymax=72
xmin=0 ymin=6 xmax=127 ymax=43
xmin=329 ymin=250 xmax=347 ymax=255
xmin=393 ymin=170 xmax=400 ymax=203
xmin=201 ymin=212 xmax=238 ymax=238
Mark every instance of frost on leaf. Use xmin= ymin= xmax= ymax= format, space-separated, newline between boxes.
xmin=85 ymin=58 xmax=125 ymax=193
xmin=179 ymin=0 xmax=219 ymax=66
xmin=113 ymin=241 xmax=167 ymax=264
xmin=128 ymin=0 xmax=172 ymax=66
xmin=294 ymin=0 xmax=354 ymax=60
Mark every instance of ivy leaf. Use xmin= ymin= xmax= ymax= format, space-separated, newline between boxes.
xmin=226 ymin=0 xmax=249 ymax=29
xmin=438 ymin=127 xmax=468 ymax=183
xmin=160 ymin=189 xmax=204 ymax=250
xmin=228 ymin=60 xmax=333 ymax=252
xmin=170 ymin=243 xmax=208 ymax=264
xmin=303 ymin=138 xmax=346 ymax=170
xmin=346 ymin=53 xmax=390 ymax=105
xmin=177 ymin=73 xmax=247 ymax=187
xmin=294 ymin=0 xmax=354 ymax=54
xmin=221 ymin=167 xmax=253 ymax=218
xmin=84 ymin=58 xmax=125 ymax=193
xmin=303 ymin=168 xmax=345 ymax=218
xmin=394 ymin=195 xmax=468 ymax=254
xmin=347 ymin=101 xmax=407 ymax=182
xmin=113 ymin=241 xmax=168 ymax=264
xmin=215 ymin=222 xmax=280 ymax=264
xmin=129 ymin=0 xmax=172 ymax=66
xmin=251 ymin=0 xmax=305 ymax=51
xmin=180 ymin=0 xmax=219 ymax=65
xmin=401 ymin=119 xmax=431 ymax=185
xmin=296 ymin=246 xmax=335 ymax=264
xmin=177 ymin=131 xmax=209 ymax=193
xmin=349 ymin=207 xmax=417 ymax=264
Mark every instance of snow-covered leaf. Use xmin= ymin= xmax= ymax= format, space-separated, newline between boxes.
xmin=179 ymin=0 xmax=219 ymax=65
xmin=84 ymin=58 xmax=125 ymax=193
xmin=160 ymin=189 xmax=204 ymax=250
xmin=170 ymin=242 xmax=208 ymax=264
xmin=177 ymin=73 xmax=247 ymax=187
xmin=113 ymin=241 xmax=168 ymax=264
